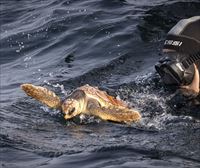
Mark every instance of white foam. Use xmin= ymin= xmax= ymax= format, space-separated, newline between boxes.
xmin=40 ymin=106 xmax=60 ymax=116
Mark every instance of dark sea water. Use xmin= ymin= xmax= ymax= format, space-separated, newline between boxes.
xmin=1 ymin=0 xmax=200 ymax=167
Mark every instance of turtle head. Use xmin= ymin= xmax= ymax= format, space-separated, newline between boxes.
xmin=62 ymin=99 xmax=81 ymax=120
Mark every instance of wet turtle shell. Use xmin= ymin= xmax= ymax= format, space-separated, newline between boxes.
xmin=77 ymin=84 xmax=128 ymax=108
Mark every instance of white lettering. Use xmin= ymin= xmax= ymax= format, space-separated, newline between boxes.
xmin=164 ymin=40 xmax=183 ymax=46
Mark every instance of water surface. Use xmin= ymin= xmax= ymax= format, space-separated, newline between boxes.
xmin=1 ymin=0 xmax=200 ymax=167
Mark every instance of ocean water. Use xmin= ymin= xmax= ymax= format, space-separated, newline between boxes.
xmin=0 ymin=0 xmax=200 ymax=167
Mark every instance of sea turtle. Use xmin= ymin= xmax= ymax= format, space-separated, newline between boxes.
xmin=21 ymin=84 xmax=141 ymax=124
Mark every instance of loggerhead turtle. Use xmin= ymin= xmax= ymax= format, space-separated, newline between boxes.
xmin=21 ymin=84 xmax=141 ymax=124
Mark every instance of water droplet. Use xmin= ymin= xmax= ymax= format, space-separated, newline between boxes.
xmin=49 ymin=72 xmax=53 ymax=77
xmin=24 ymin=56 xmax=32 ymax=61
xmin=27 ymin=34 xmax=31 ymax=39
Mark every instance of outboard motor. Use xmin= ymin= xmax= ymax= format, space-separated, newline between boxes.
xmin=155 ymin=16 xmax=200 ymax=86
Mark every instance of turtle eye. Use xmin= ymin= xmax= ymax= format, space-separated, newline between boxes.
xmin=68 ymin=107 xmax=75 ymax=115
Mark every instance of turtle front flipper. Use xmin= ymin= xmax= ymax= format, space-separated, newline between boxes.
xmin=88 ymin=105 xmax=141 ymax=124
xmin=21 ymin=83 xmax=61 ymax=109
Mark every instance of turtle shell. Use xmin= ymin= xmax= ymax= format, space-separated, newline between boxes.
xmin=77 ymin=84 xmax=128 ymax=108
